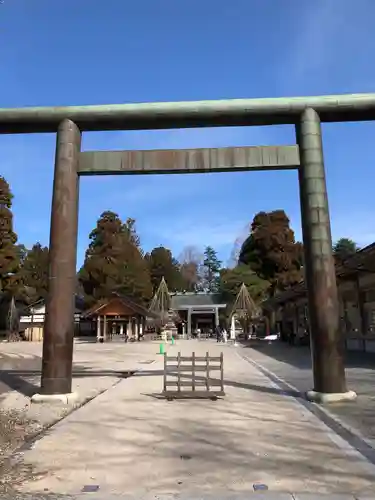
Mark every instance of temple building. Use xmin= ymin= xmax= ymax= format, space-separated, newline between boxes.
xmin=82 ymin=294 xmax=158 ymax=341
xmin=19 ymin=295 xmax=86 ymax=341
xmin=170 ymin=292 xmax=227 ymax=336
xmin=18 ymin=290 xmax=228 ymax=342
xmin=262 ymin=241 xmax=375 ymax=352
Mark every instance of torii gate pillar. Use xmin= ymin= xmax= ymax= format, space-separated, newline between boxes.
xmin=297 ymin=108 xmax=356 ymax=403
xmin=32 ymin=119 xmax=81 ymax=403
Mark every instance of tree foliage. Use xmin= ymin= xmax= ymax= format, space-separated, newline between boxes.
xmin=0 ymin=177 xmax=20 ymax=295
xmin=202 ymin=246 xmax=222 ymax=292
xmin=239 ymin=210 xmax=303 ymax=295
xmin=21 ymin=243 xmax=49 ymax=302
xmin=333 ymin=237 xmax=358 ymax=266
xmin=145 ymin=246 xmax=184 ymax=293
xmin=219 ymin=265 xmax=270 ymax=305
xmin=79 ymin=211 xmax=152 ymax=306
xmin=16 ymin=244 xmax=28 ymax=267
xmin=123 ymin=217 xmax=142 ymax=250
xmin=178 ymin=245 xmax=203 ymax=292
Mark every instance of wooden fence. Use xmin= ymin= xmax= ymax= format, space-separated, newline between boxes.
xmin=162 ymin=351 xmax=225 ymax=400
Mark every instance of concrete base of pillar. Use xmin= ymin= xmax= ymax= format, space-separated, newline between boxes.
xmin=306 ymin=389 xmax=357 ymax=404
xmin=31 ymin=392 xmax=78 ymax=404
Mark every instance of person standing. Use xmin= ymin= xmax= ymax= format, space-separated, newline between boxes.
xmin=215 ymin=325 xmax=222 ymax=343
xmin=222 ymin=327 xmax=228 ymax=344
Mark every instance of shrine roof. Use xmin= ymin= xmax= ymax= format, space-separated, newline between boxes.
xmin=171 ymin=292 xmax=226 ymax=309
xmin=82 ymin=293 xmax=158 ymax=318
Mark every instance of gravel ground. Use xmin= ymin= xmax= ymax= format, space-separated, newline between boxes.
xmin=0 ymin=374 xmax=126 ymax=495
xmin=0 ymin=341 xmax=157 ymax=496
xmin=0 ymin=407 xmax=39 ymax=495
xmin=0 ymin=350 xmax=42 ymax=495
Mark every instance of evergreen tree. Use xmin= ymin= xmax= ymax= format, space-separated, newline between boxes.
xmin=333 ymin=237 xmax=358 ymax=266
xmin=239 ymin=210 xmax=303 ymax=295
xmin=21 ymin=243 xmax=49 ymax=302
xmin=145 ymin=246 xmax=184 ymax=292
xmin=79 ymin=211 xmax=152 ymax=306
xmin=202 ymin=246 xmax=222 ymax=292
xmin=16 ymin=244 xmax=28 ymax=267
xmin=218 ymin=265 xmax=270 ymax=305
xmin=0 ymin=177 xmax=19 ymax=295
xmin=124 ymin=217 xmax=142 ymax=250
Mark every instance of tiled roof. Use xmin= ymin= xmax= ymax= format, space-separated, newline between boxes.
xmin=336 ymin=241 xmax=375 ymax=276
xmin=171 ymin=293 xmax=226 ymax=309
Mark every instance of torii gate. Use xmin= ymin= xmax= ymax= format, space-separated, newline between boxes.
xmin=1 ymin=93 xmax=372 ymax=403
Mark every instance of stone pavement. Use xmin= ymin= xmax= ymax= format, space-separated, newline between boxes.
xmin=5 ymin=494 xmax=374 ymax=500
xmin=239 ymin=341 xmax=375 ymax=447
xmin=0 ymin=341 xmax=162 ymax=455
xmin=10 ymin=340 xmax=375 ymax=499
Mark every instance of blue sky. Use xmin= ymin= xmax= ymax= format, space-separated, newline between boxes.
xmin=1 ymin=0 xmax=375 ymax=268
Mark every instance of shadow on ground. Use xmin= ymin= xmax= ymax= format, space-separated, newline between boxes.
xmin=0 ymin=366 xmax=134 ymax=399
xmin=0 ymin=366 xmax=300 ymax=401
xmin=135 ymin=369 xmax=301 ymax=399
xmin=21 ymin=400 xmax=375 ymax=495
xmin=243 ymin=339 xmax=375 ymax=370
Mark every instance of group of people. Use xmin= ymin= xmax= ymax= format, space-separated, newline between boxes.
xmin=215 ymin=325 xmax=228 ymax=343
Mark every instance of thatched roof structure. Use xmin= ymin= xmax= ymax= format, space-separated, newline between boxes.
xmin=230 ymin=283 xmax=260 ymax=320
xmin=148 ymin=277 xmax=180 ymax=326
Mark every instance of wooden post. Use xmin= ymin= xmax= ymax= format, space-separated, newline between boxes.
xmin=131 ymin=317 xmax=136 ymax=340
xmin=206 ymin=351 xmax=210 ymax=392
xmin=136 ymin=316 xmax=141 ymax=341
xmin=163 ymin=353 xmax=167 ymax=393
xmin=31 ymin=310 xmax=34 ymax=342
xmin=103 ymin=315 xmax=107 ymax=342
xmin=177 ymin=352 xmax=181 ymax=393
xmin=220 ymin=352 xmax=224 ymax=393
xmin=96 ymin=315 xmax=100 ymax=341
xmin=192 ymin=352 xmax=196 ymax=392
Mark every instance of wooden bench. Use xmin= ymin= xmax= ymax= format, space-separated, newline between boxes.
xmin=162 ymin=351 xmax=225 ymax=400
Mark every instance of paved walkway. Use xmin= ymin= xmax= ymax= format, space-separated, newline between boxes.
xmin=12 ymin=341 xmax=375 ymax=499
xmin=240 ymin=340 xmax=375 ymax=447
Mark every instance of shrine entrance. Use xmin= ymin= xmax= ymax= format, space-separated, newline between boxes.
xmin=1 ymin=93 xmax=373 ymax=403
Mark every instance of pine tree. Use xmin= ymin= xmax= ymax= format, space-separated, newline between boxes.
xmin=79 ymin=211 xmax=152 ymax=306
xmin=145 ymin=246 xmax=184 ymax=292
xmin=218 ymin=265 xmax=270 ymax=305
xmin=333 ymin=238 xmax=358 ymax=266
xmin=21 ymin=243 xmax=49 ymax=302
xmin=239 ymin=210 xmax=303 ymax=295
xmin=124 ymin=217 xmax=142 ymax=250
xmin=202 ymin=246 xmax=222 ymax=292
xmin=0 ymin=177 xmax=19 ymax=295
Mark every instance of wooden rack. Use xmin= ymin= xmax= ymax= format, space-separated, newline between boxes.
xmin=162 ymin=351 xmax=225 ymax=400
